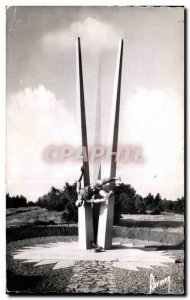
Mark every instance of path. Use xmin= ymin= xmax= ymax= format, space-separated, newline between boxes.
xmin=66 ymin=261 xmax=118 ymax=294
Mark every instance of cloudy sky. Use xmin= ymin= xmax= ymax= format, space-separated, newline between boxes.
xmin=7 ymin=6 xmax=184 ymax=201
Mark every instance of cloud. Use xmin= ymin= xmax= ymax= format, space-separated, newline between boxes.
xmin=118 ymin=86 xmax=184 ymax=199
xmin=7 ymin=85 xmax=81 ymax=201
xmin=6 ymin=84 xmax=184 ymax=202
xmin=42 ymin=17 xmax=124 ymax=54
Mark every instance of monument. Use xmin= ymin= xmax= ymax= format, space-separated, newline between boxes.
xmin=76 ymin=37 xmax=123 ymax=250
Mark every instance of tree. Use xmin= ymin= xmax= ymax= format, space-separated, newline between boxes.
xmin=6 ymin=193 xmax=28 ymax=208
xmin=155 ymin=201 xmax=164 ymax=213
xmin=153 ymin=193 xmax=163 ymax=214
xmin=113 ymin=183 xmax=137 ymax=224
xmin=27 ymin=201 xmax=36 ymax=207
xmin=37 ymin=183 xmax=78 ymax=223
xmin=135 ymin=195 xmax=146 ymax=214
xmin=163 ymin=199 xmax=174 ymax=212
xmin=37 ymin=187 xmax=66 ymax=211
xmin=155 ymin=193 xmax=161 ymax=206
xmin=172 ymin=197 xmax=184 ymax=214
xmin=144 ymin=193 xmax=155 ymax=211
xmin=61 ymin=183 xmax=78 ymax=223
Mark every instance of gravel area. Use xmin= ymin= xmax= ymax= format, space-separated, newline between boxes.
xmin=115 ymin=260 xmax=184 ymax=294
xmin=7 ymin=236 xmax=76 ymax=293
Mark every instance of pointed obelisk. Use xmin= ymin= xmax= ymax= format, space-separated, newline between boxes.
xmin=76 ymin=37 xmax=94 ymax=249
xmin=97 ymin=39 xmax=123 ymax=249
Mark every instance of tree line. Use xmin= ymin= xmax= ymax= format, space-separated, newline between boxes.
xmin=6 ymin=194 xmax=28 ymax=208
xmin=6 ymin=182 xmax=184 ymax=224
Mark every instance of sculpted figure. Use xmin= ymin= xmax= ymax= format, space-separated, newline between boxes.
xmin=75 ymin=166 xmax=121 ymax=207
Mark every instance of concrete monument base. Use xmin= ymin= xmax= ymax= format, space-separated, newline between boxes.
xmin=78 ymin=203 xmax=94 ymax=249
xmin=97 ymin=195 xmax=115 ymax=249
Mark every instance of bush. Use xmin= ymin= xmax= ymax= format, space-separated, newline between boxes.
xmin=33 ymin=220 xmax=56 ymax=226
xmin=27 ymin=201 xmax=36 ymax=207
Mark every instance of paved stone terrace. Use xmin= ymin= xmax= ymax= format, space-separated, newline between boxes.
xmin=66 ymin=261 xmax=118 ymax=293
xmin=7 ymin=236 xmax=184 ymax=294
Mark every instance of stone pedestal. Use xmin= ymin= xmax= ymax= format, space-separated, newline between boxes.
xmin=97 ymin=195 xmax=115 ymax=249
xmin=93 ymin=204 xmax=100 ymax=244
xmin=78 ymin=203 xmax=94 ymax=249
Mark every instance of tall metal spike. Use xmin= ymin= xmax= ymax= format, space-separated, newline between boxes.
xmin=97 ymin=39 xmax=124 ymax=249
xmin=93 ymin=60 xmax=102 ymax=244
xmin=76 ymin=37 xmax=94 ymax=249
xmin=76 ymin=37 xmax=90 ymax=186
xmin=93 ymin=59 xmax=102 ymax=181
xmin=109 ymin=38 xmax=123 ymax=178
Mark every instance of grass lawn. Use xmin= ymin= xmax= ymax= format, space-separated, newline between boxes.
xmin=120 ymin=213 xmax=184 ymax=229
xmin=6 ymin=207 xmax=63 ymax=227
xmin=7 ymin=207 xmax=184 ymax=228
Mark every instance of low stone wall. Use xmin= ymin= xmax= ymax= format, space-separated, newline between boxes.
xmin=7 ymin=224 xmax=184 ymax=244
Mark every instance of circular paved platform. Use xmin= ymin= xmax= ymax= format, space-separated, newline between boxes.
xmin=13 ymin=241 xmax=176 ymax=271
xmin=7 ymin=236 xmax=184 ymax=294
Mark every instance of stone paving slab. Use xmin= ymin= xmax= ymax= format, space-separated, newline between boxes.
xmin=13 ymin=241 xmax=176 ymax=268
xmin=66 ymin=261 xmax=118 ymax=294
